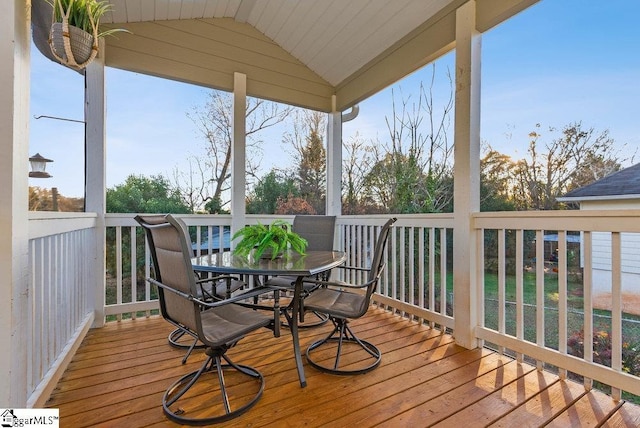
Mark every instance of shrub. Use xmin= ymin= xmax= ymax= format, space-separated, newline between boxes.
xmin=567 ymin=329 xmax=640 ymax=375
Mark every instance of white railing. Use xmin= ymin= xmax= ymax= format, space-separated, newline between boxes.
xmin=99 ymin=210 xmax=640 ymax=401
xmin=103 ymin=214 xmax=454 ymax=329
xmin=337 ymin=215 xmax=455 ymax=330
xmin=26 ymin=210 xmax=640 ymax=407
xmin=27 ymin=212 xmax=97 ymax=407
xmin=474 ymin=210 xmax=640 ymax=400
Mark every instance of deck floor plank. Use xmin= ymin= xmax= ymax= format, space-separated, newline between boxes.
xmin=45 ymin=307 xmax=640 ymax=427
xmin=432 ymin=367 xmax=560 ymax=427
xmin=488 ymin=376 xmax=589 ymax=427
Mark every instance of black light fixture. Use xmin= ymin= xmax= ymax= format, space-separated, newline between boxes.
xmin=29 ymin=153 xmax=53 ymax=178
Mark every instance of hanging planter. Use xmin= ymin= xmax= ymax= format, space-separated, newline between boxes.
xmin=50 ymin=21 xmax=95 ymax=65
xmin=47 ymin=0 xmax=129 ymax=70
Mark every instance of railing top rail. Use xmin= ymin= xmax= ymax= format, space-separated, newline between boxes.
xmin=474 ymin=209 xmax=640 ymax=233
xmin=29 ymin=212 xmax=98 ymax=239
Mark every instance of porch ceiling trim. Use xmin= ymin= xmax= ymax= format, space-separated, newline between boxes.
xmin=103 ymin=18 xmax=336 ymax=111
xmin=32 ymin=0 xmax=539 ymax=112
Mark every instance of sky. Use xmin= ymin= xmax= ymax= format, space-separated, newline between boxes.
xmin=29 ymin=0 xmax=640 ymax=198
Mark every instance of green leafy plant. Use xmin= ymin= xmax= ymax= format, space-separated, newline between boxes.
xmin=232 ymin=220 xmax=307 ymax=260
xmin=47 ymin=0 xmax=129 ymax=38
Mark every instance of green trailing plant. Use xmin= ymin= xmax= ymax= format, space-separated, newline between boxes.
xmin=232 ymin=220 xmax=308 ymax=260
xmin=47 ymin=0 xmax=129 ymax=38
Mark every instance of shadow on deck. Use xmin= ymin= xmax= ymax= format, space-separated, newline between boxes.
xmin=46 ymin=306 xmax=640 ymax=427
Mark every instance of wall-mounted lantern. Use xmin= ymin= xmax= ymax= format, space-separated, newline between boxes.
xmin=29 ymin=153 xmax=53 ymax=178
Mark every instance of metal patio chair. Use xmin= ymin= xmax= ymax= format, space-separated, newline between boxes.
xmin=137 ymin=215 xmax=245 ymax=364
xmin=136 ymin=214 xmax=274 ymax=425
xmin=264 ymin=215 xmax=336 ymax=327
xmin=303 ymin=217 xmax=397 ymax=375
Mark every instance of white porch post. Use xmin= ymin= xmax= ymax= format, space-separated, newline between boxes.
xmin=0 ymin=0 xmax=30 ymax=406
xmin=326 ymin=96 xmax=342 ymax=216
xmin=231 ymin=72 xmax=247 ymax=238
xmin=85 ymin=39 xmax=106 ymax=327
xmin=453 ymin=0 xmax=481 ymax=349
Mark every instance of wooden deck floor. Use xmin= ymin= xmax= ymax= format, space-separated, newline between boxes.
xmin=46 ymin=307 xmax=640 ymax=427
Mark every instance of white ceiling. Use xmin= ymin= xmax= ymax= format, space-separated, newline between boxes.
xmin=85 ymin=0 xmax=539 ymax=111
xmin=103 ymin=0 xmax=454 ymax=87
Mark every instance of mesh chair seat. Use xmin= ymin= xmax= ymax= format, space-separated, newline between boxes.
xmin=200 ymin=304 xmax=271 ymax=347
xmin=303 ymin=286 xmax=367 ymax=320
xmin=303 ymin=218 xmax=397 ymax=375
xmin=168 ymin=270 xmax=246 ymax=362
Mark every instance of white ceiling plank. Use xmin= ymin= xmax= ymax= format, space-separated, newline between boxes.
xmin=139 ymin=0 xmax=156 ymax=21
xmin=180 ymin=0 xmax=195 ymax=19
xmin=202 ymin=0 xmax=218 ymax=17
xmin=189 ymin=0 xmax=208 ymax=18
xmin=299 ymin=0 xmax=377 ymax=66
xmin=167 ymin=0 xmax=183 ymax=20
xmin=298 ymin=0 xmax=371 ymax=82
xmin=245 ymin=0 xmax=267 ymax=26
xmin=261 ymin=0 xmax=292 ymax=41
xmin=317 ymin=0 xmax=445 ymax=85
xmin=232 ymin=0 xmax=252 ymax=21
xmin=212 ymin=0 xmax=229 ymax=17
xmin=125 ymin=0 xmax=143 ymax=22
xmin=108 ymin=0 xmax=129 ymax=23
xmin=273 ymin=0 xmax=318 ymax=53
xmin=154 ymin=0 xmax=169 ymax=20
xmin=289 ymin=0 xmax=340 ymax=58
xmin=317 ymin=0 xmax=415 ymax=82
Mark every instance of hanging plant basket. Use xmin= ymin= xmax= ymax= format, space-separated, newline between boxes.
xmin=50 ymin=22 xmax=96 ymax=66
xmin=46 ymin=0 xmax=130 ymax=70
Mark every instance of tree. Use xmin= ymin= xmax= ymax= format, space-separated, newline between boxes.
xmin=106 ymin=174 xmax=191 ymax=214
xmin=284 ymin=110 xmax=327 ymax=214
xmin=275 ymin=193 xmax=316 ymax=215
xmin=105 ymin=175 xmax=191 ymax=290
xmin=246 ymin=170 xmax=299 ymax=214
xmin=173 ymin=91 xmax=291 ymax=212
xmin=480 ymin=147 xmax=517 ymax=211
xmin=511 ymin=122 xmax=623 ymax=210
xmin=29 ymin=186 xmax=84 ymax=212
xmin=342 ymin=133 xmax=379 ymax=214
xmin=363 ymin=66 xmax=455 ymax=214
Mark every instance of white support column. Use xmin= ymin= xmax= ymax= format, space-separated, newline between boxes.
xmin=85 ymin=39 xmax=106 ymax=327
xmin=326 ymin=96 xmax=342 ymax=216
xmin=231 ymin=72 xmax=247 ymax=239
xmin=0 ymin=0 xmax=30 ymax=406
xmin=453 ymin=0 xmax=481 ymax=349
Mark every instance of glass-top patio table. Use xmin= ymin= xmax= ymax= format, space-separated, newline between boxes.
xmin=191 ymin=250 xmax=346 ymax=387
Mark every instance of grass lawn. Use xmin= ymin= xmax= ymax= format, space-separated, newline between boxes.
xmin=480 ymin=270 xmax=640 ymax=403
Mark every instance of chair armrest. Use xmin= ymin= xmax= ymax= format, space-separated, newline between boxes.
xmin=302 ymin=277 xmax=376 ymax=290
xmin=147 ymin=277 xmax=276 ymax=308
xmin=194 ymin=274 xmax=240 ymax=284
xmin=337 ymin=265 xmax=370 ymax=273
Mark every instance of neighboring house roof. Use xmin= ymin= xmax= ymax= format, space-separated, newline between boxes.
xmin=558 ymin=163 xmax=640 ymax=202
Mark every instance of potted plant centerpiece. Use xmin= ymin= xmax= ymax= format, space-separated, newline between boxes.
xmin=232 ymin=220 xmax=308 ymax=260
xmin=47 ymin=0 xmax=129 ymax=69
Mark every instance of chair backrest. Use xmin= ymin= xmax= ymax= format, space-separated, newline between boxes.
xmin=364 ymin=217 xmax=397 ymax=297
xmin=292 ymin=215 xmax=336 ymax=251
xmin=135 ymin=214 xmax=200 ymax=334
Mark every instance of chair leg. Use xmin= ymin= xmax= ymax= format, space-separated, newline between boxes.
xmin=168 ymin=327 xmax=206 ymax=364
xmin=162 ymin=348 xmax=264 ymax=425
xmin=305 ymin=317 xmax=381 ymax=375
